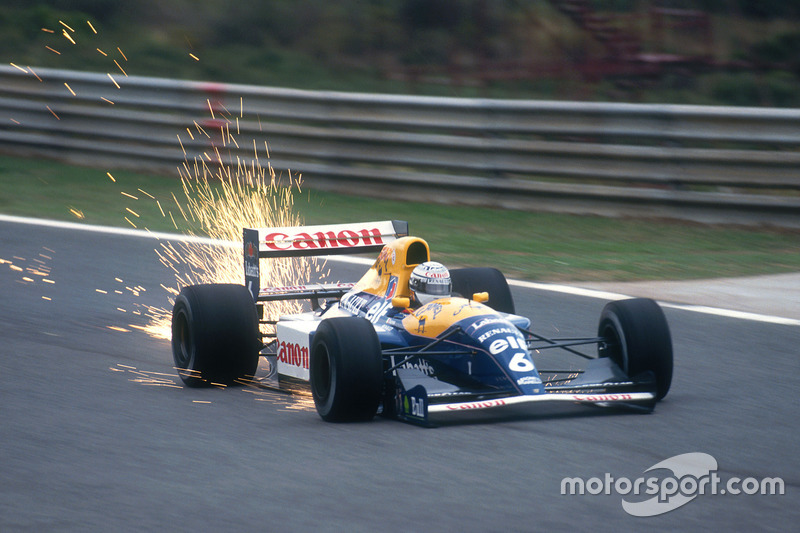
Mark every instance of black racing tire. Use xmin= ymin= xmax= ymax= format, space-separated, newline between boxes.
xmin=597 ymin=298 xmax=673 ymax=401
xmin=171 ymin=283 xmax=260 ymax=387
xmin=450 ymin=267 xmax=515 ymax=314
xmin=310 ymin=317 xmax=382 ymax=422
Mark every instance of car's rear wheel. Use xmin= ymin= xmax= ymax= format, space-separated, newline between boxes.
xmin=597 ymin=298 xmax=673 ymax=401
xmin=310 ymin=317 xmax=382 ymax=422
xmin=172 ymin=283 xmax=260 ymax=387
xmin=450 ymin=267 xmax=515 ymax=314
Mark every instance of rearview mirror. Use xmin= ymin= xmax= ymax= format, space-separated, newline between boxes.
xmin=392 ymin=297 xmax=411 ymax=309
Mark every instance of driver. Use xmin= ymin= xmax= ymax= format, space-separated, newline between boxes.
xmin=409 ymin=261 xmax=452 ymax=306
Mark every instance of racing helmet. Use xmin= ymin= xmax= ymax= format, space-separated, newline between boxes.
xmin=409 ymin=261 xmax=451 ymax=306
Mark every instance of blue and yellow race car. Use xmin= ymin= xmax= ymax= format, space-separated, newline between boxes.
xmin=171 ymin=220 xmax=673 ymax=426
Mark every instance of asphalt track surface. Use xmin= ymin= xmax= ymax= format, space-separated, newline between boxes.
xmin=1 ymin=218 xmax=798 ymax=531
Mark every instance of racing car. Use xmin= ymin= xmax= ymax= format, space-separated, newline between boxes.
xmin=171 ymin=220 xmax=673 ymax=426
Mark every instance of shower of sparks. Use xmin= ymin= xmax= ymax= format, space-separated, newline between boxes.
xmin=131 ymin=117 xmax=316 ymax=340
xmin=24 ymin=18 xmax=319 ymax=394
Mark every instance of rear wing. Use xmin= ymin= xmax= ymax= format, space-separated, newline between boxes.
xmin=243 ymin=220 xmax=408 ymax=300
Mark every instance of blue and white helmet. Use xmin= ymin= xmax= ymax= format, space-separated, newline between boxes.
xmin=409 ymin=261 xmax=451 ymax=305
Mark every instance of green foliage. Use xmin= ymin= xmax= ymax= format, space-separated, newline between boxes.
xmin=1 ymin=2 xmax=800 ymax=105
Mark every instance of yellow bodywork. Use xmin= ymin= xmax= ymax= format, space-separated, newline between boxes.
xmin=401 ymin=298 xmax=494 ymax=338
xmin=352 ymin=236 xmax=431 ymax=299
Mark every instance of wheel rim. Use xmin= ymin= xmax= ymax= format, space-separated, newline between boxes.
xmin=599 ymin=318 xmax=627 ymax=374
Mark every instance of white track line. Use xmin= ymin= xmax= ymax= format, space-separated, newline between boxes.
xmin=507 ymin=279 xmax=800 ymax=327
xmin=2 ymin=214 xmax=797 ymax=326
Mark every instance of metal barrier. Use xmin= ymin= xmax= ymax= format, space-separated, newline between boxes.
xmin=1 ymin=65 xmax=798 ymax=227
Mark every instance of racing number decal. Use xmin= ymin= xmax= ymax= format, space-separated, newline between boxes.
xmin=508 ymin=352 xmax=535 ymax=372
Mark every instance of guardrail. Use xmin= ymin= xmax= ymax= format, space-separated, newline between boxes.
xmin=1 ymin=65 xmax=798 ymax=227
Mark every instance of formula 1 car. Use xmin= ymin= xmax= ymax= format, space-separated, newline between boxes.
xmin=171 ymin=220 xmax=673 ymax=426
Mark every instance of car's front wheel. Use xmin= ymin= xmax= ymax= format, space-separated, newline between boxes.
xmin=310 ymin=317 xmax=382 ymax=422
xmin=597 ymin=298 xmax=673 ymax=401
xmin=450 ymin=267 xmax=515 ymax=314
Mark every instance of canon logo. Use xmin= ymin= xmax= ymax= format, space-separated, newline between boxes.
xmin=278 ymin=341 xmax=309 ymax=369
xmin=577 ymin=394 xmax=633 ymax=402
xmin=264 ymin=228 xmax=384 ymax=251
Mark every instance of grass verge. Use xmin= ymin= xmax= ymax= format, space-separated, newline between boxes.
xmin=1 ymin=153 xmax=798 ymax=282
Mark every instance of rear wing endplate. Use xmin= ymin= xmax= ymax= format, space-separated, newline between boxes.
xmin=244 ymin=220 xmax=408 ymax=300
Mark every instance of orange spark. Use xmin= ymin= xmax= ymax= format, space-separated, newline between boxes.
xmin=46 ymin=46 xmax=61 ymax=55
xmin=46 ymin=106 xmax=60 ymax=120
xmin=62 ymin=29 xmax=76 ymax=45
xmin=117 ymin=47 xmax=127 ymax=61
xmin=42 ymin=28 xmax=55 ymax=34
xmin=121 ymin=191 xmax=138 ymax=200
xmin=10 ymin=119 xmax=20 ymax=125
xmin=64 ymin=83 xmax=76 ymax=96
xmin=107 ymin=73 xmax=120 ymax=89
xmin=10 ymin=63 xmax=27 ymax=73
xmin=87 ymin=21 xmax=97 ymax=34
xmin=59 ymin=20 xmax=75 ymax=32
xmin=189 ymin=53 xmax=199 ymax=61
xmin=106 ymin=172 xmax=116 ymax=182
xmin=101 ymin=97 xmax=114 ymax=105
xmin=97 ymin=48 xmax=108 ymax=56
xmin=114 ymin=59 xmax=127 ymax=76
xmin=28 ymin=67 xmax=42 ymax=82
